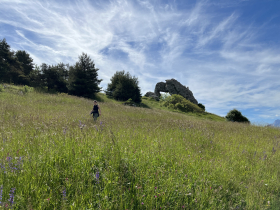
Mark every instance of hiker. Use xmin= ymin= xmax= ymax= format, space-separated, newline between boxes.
xmin=90 ymin=100 xmax=101 ymax=121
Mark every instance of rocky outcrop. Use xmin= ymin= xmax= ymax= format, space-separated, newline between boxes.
xmin=144 ymin=91 xmax=159 ymax=101
xmin=146 ymin=79 xmax=198 ymax=104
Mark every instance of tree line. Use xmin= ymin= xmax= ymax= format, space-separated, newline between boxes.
xmin=0 ymin=38 xmax=141 ymax=102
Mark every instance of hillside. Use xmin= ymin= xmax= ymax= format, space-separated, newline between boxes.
xmin=1 ymin=85 xmax=280 ymax=209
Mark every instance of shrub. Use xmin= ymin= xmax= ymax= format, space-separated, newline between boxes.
xmin=124 ymin=98 xmax=134 ymax=106
xmin=159 ymin=93 xmax=170 ymax=102
xmin=225 ymin=109 xmax=250 ymax=124
xmin=163 ymin=94 xmax=204 ymax=113
xmin=198 ymin=103 xmax=205 ymax=111
xmin=22 ymin=85 xmax=34 ymax=94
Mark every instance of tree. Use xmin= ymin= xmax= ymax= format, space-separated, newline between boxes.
xmin=106 ymin=70 xmax=141 ymax=103
xmin=15 ymin=50 xmax=34 ymax=78
xmin=68 ymin=53 xmax=102 ymax=98
xmin=0 ymin=38 xmax=11 ymax=82
xmin=0 ymin=39 xmax=30 ymax=85
xmin=198 ymin=103 xmax=205 ymax=111
xmin=29 ymin=64 xmax=42 ymax=87
xmin=40 ymin=63 xmax=68 ymax=93
xmin=225 ymin=109 xmax=250 ymax=124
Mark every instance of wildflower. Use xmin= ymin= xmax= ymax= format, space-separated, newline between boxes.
xmin=155 ymin=187 xmax=157 ymax=189
xmin=268 ymin=201 xmax=270 ymax=205
xmin=96 ymin=171 xmax=100 ymax=183
xmin=155 ymin=195 xmax=157 ymax=198
xmin=62 ymin=188 xmax=66 ymax=200
xmin=0 ymin=185 xmax=3 ymax=205
xmin=143 ymin=195 xmax=145 ymax=197
xmin=141 ymin=202 xmax=144 ymax=205
xmin=9 ymin=187 xmax=16 ymax=206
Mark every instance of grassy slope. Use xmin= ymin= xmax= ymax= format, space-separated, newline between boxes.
xmin=0 ymin=85 xmax=280 ymax=209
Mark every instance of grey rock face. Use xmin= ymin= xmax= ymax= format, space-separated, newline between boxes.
xmin=144 ymin=91 xmax=159 ymax=101
xmin=146 ymin=78 xmax=198 ymax=104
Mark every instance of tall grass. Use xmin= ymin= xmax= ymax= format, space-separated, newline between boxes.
xmin=0 ymin=87 xmax=280 ymax=209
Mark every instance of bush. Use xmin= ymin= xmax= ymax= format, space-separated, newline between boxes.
xmin=159 ymin=93 xmax=170 ymax=102
xmin=198 ymin=103 xmax=205 ymax=111
xmin=225 ymin=109 xmax=250 ymax=124
xmin=124 ymin=98 xmax=134 ymax=106
xmin=163 ymin=94 xmax=204 ymax=113
xmin=22 ymin=85 xmax=34 ymax=94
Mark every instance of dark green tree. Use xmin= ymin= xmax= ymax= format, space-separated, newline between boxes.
xmin=40 ymin=63 xmax=68 ymax=93
xmin=68 ymin=53 xmax=102 ymax=98
xmin=225 ymin=109 xmax=250 ymax=124
xmin=198 ymin=103 xmax=205 ymax=111
xmin=0 ymin=38 xmax=11 ymax=82
xmin=0 ymin=39 xmax=30 ymax=85
xmin=29 ymin=64 xmax=42 ymax=87
xmin=15 ymin=50 xmax=34 ymax=77
xmin=106 ymin=70 xmax=141 ymax=103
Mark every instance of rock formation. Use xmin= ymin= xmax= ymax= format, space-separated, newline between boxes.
xmin=145 ymin=79 xmax=198 ymax=105
xmin=144 ymin=91 xmax=159 ymax=101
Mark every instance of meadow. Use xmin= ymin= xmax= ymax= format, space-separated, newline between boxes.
xmin=0 ymin=85 xmax=280 ymax=209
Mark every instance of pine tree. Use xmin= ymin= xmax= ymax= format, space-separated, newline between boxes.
xmin=0 ymin=38 xmax=12 ymax=82
xmin=0 ymin=39 xmax=27 ymax=84
xmin=68 ymin=53 xmax=102 ymax=98
xmin=15 ymin=50 xmax=34 ymax=77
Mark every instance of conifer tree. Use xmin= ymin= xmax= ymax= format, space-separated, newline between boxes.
xmin=68 ymin=53 xmax=102 ymax=98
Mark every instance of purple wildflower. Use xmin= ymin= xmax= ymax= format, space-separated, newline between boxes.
xmin=141 ymin=202 xmax=144 ymax=205
xmin=0 ymin=185 xmax=3 ymax=206
xmin=8 ymin=187 xmax=15 ymax=206
xmin=0 ymin=163 xmax=5 ymax=173
xmin=96 ymin=171 xmax=100 ymax=183
xmin=62 ymin=188 xmax=66 ymax=200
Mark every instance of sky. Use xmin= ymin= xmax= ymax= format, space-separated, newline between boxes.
xmin=0 ymin=0 xmax=280 ymax=126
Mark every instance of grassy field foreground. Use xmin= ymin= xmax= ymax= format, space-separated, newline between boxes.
xmin=0 ymin=87 xmax=280 ymax=209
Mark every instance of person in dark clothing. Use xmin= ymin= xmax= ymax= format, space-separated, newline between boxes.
xmin=90 ymin=100 xmax=101 ymax=121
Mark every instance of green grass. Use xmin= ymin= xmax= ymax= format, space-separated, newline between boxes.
xmin=0 ymin=85 xmax=280 ymax=209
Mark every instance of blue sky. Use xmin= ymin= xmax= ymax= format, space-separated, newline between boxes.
xmin=1 ymin=0 xmax=280 ymax=125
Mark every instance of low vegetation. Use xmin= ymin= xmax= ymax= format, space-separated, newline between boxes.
xmin=0 ymin=85 xmax=280 ymax=209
